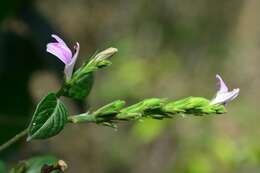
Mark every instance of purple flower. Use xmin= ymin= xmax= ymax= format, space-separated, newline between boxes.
xmin=46 ymin=34 xmax=80 ymax=80
xmin=210 ymin=74 xmax=240 ymax=105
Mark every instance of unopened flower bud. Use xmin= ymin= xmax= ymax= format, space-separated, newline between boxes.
xmin=94 ymin=47 xmax=118 ymax=61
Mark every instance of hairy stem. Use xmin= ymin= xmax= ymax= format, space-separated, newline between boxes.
xmin=0 ymin=128 xmax=28 ymax=152
xmin=0 ymin=87 xmax=65 ymax=152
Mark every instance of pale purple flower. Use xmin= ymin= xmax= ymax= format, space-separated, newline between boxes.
xmin=46 ymin=34 xmax=80 ymax=80
xmin=210 ymin=74 xmax=240 ymax=105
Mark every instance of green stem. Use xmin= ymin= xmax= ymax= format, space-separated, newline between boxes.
xmin=56 ymin=85 xmax=66 ymax=98
xmin=0 ymin=128 xmax=28 ymax=152
xmin=67 ymin=113 xmax=96 ymax=123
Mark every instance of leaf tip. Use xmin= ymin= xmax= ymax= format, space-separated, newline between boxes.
xmin=26 ymin=136 xmax=32 ymax=142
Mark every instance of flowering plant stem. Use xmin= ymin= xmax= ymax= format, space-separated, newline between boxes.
xmin=0 ymin=38 xmax=239 ymax=153
xmin=0 ymin=128 xmax=28 ymax=152
xmin=0 ymin=96 xmax=226 ymax=152
xmin=0 ymin=87 xmax=65 ymax=152
xmin=67 ymin=97 xmax=227 ymax=127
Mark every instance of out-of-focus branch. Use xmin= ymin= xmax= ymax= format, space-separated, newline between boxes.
xmin=41 ymin=160 xmax=68 ymax=173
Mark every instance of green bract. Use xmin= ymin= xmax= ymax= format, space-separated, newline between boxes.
xmin=62 ymin=72 xmax=94 ymax=100
xmin=68 ymin=96 xmax=227 ymax=126
xmin=94 ymin=100 xmax=126 ymax=117
xmin=27 ymin=93 xmax=68 ymax=141
xmin=60 ymin=48 xmax=117 ymax=100
xmin=116 ymin=98 xmax=165 ymax=120
xmin=163 ymin=97 xmax=226 ymax=115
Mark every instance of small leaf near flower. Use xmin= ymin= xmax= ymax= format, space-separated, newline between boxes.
xmin=94 ymin=100 xmax=126 ymax=117
xmin=60 ymin=48 xmax=117 ymax=100
xmin=163 ymin=97 xmax=226 ymax=115
xmin=27 ymin=93 xmax=68 ymax=141
xmin=62 ymin=73 xmax=94 ymax=100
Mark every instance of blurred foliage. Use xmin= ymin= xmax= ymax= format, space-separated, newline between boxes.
xmin=9 ymin=155 xmax=60 ymax=173
xmin=0 ymin=160 xmax=6 ymax=173
xmin=132 ymin=119 xmax=168 ymax=144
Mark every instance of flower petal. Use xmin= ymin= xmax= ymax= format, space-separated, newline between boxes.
xmin=47 ymin=43 xmax=72 ymax=64
xmin=216 ymin=74 xmax=228 ymax=94
xmin=51 ymin=34 xmax=67 ymax=46
xmin=210 ymin=88 xmax=240 ymax=105
xmin=227 ymin=88 xmax=240 ymax=101
xmin=64 ymin=42 xmax=80 ymax=80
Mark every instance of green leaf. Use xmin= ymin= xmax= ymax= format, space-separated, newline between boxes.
xmin=27 ymin=93 xmax=68 ymax=141
xmin=62 ymin=73 xmax=94 ymax=100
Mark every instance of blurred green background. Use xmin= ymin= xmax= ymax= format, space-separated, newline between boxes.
xmin=0 ymin=0 xmax=259 ymax=172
